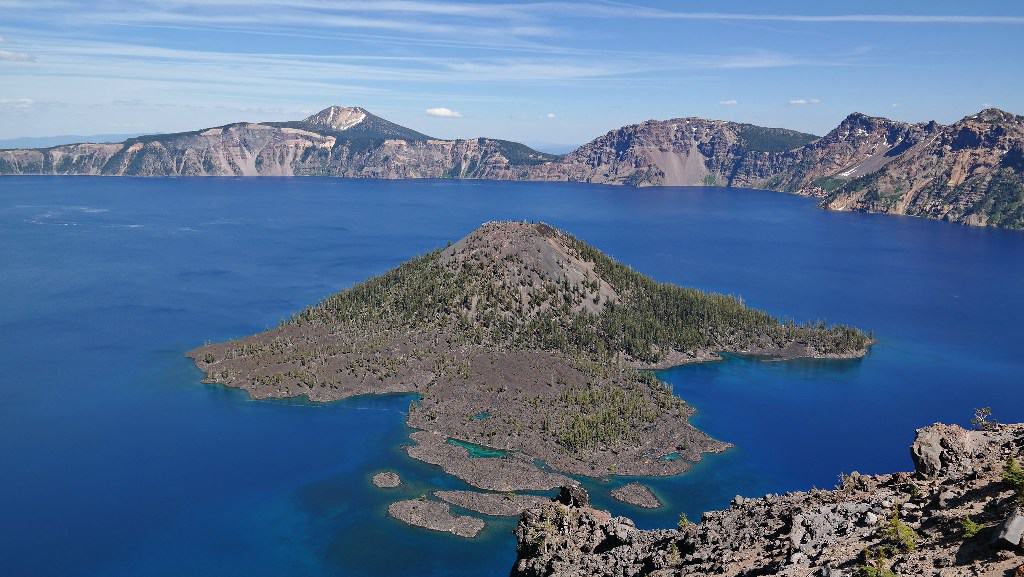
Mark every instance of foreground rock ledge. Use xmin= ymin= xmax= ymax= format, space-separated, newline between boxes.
xmin=388 ymin=499 xmax=485 ymax=538
xmin=512 ymin=423 xmax=1024 ymax=577
xmin=610 ymin=483 xmax=662 ymax=509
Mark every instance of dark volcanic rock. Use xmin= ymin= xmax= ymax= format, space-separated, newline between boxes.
xmin=557 ymin=485 xmax=591 ymax=508
xmin=512 ymin=423 xmax=1024 ymax=577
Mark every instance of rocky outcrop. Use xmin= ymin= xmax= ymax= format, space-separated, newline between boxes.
xmin=512 ymin=423 xmax=1024 ymax=577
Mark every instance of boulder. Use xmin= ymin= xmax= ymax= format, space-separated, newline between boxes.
xmin=557 ymin=485 xmax=590 ymax=508
xmin=994 ymin=507 xmax=1024 ymax=549
xmin=910 ymin=424 xmax=976 ymax=478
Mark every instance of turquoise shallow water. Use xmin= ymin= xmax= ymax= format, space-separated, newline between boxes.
xmin=1 ymin=176 xmax=1022 ymax=576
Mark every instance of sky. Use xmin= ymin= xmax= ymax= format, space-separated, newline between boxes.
xmin=1 ymin=0 xmax=1023 ymax=148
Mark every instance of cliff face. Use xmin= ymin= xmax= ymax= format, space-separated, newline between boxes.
xmin=822 ymin=109 xmax=1024 ymax=229
xmin=527 ymin=118 xmax=817 ymax=187
xmin=0 ymin=106 xmax=553 ymax=179
xmin=512 ymin=422 xmax=1024 ymax=577
xmin=2 ymin=105 xmax=1022 ymax=229
xmin=529 ymin=109 xmax=1023 ymax=229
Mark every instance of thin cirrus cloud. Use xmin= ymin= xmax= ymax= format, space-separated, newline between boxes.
xmin=789 ymin=98 xmax=822 ymax=105
xmin=426 ymin=107 xmax=462 ymax=118
xmin=0 ymin=49 xmax=35 ymax=62
xmin=0 ymin=98 xmax=35 ymax=109
xmin=719 ymin=99 xmax=738 ymax=105
xmin=89 ymin=2 xmax=1024 ymax=26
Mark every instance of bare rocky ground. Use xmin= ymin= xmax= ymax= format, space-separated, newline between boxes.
xmin=388 ymin=499 xmax=486 ymax=538
xmin=434 ymin=490 xmax=552 ymax=517
xmin=610 ymin=483 xmax=662 ymax=509
xmin=512 ymin=423 xmax=1024 ymax=577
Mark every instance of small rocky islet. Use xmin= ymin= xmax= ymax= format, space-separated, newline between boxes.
xmin=387 ymin=499 xmax=485 ymax=538
xmin=371 ymin=471 xmax=401 ymax=488
xmin=610 ymin=482 xmax=662 ymax=509
xmin=189 ymin=220 xmax=870 ymax=496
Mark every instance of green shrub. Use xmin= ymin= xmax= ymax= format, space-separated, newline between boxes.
xmin=677 ymin=512 xmax=690 ymax=530
xmin=666 ymin=541 xmax=682 ymax=565
xmin=855 ymin=562 xmax=896 ymax=577
xmin=1004 ymin=457 xmax=1024 ymax=500
xmin=961 ymin=516 xmax=982 ymax=539
xmin=880 ymin=508 xmax=918 ymax=553
xmin=856 ymin=548 xmax=896 ymax=577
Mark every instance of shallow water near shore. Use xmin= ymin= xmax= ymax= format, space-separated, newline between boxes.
xmin=1 ymin=176 xmax=1022 ymax=576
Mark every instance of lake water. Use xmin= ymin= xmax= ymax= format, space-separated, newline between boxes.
xmin=1 ymin=176 xmax=1022 ymax=577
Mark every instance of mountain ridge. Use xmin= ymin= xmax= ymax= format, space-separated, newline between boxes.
xmin=1 ymin=105 xmax=1021 ymax=229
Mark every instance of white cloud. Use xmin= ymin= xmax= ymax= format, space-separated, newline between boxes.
xmin=546 ymin=112 xmax=556 ymax=118
xmin=719 ymin=99 xmax=738 ymax=105
xmin=0 ymin=98 xmax=35 ymax=110
xmin=789 ymin=98 xmax=822 ymax=105
xmin=425 ymin=107 xmax=462 ymax=118
xmin=0 ymin=49 xmax=34 ymax=62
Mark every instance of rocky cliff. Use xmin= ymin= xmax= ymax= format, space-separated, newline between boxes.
xmin=821 ymin=109 xmax=1024 ymax=229
xmin=512 ymin=422 xmax=1024 ymax=577
xmin=0 ymin=106 xmax=554 ymax=179
xmin=526 ymin=118 xmax=817 ymax=187
xmin=2 ymin=105 xmax=1021 ymax=229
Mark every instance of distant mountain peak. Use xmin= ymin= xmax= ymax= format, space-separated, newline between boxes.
xmin=971 ymin=107 xmax=1019 ymax=124
xmin=302 ymin=106 xmax=369 ymax=131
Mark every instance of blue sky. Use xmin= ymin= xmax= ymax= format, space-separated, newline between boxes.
xmin=1 ymin=0 xmax=1023 ymax=147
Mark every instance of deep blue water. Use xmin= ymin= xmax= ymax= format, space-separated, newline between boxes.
xmin=1 ymin=176 xmax=1021 ymax=577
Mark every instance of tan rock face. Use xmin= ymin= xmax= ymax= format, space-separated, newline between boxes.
xmin=1 ymin=106 xmax=1019 ymax=229
xmin=821 ymin=108 xmax=1024 ymax=228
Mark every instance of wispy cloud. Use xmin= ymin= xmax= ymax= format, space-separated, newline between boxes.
xmin=545 ymin=112 xmax=556 ymax=118
xmin=553 ymin=5 xmax=1024 ymax=25
xmin=789 ymin=98 xmax=822 ymax=105
xmin=0 ymin=48 xmax=34 ymax=62
xmin=0 ymin=98 xmax=35 ymax=109
xmin=719 ymin=99 xmax=738 ymax=105
xmin=425 ymin=107 xmax=461 ymax=118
